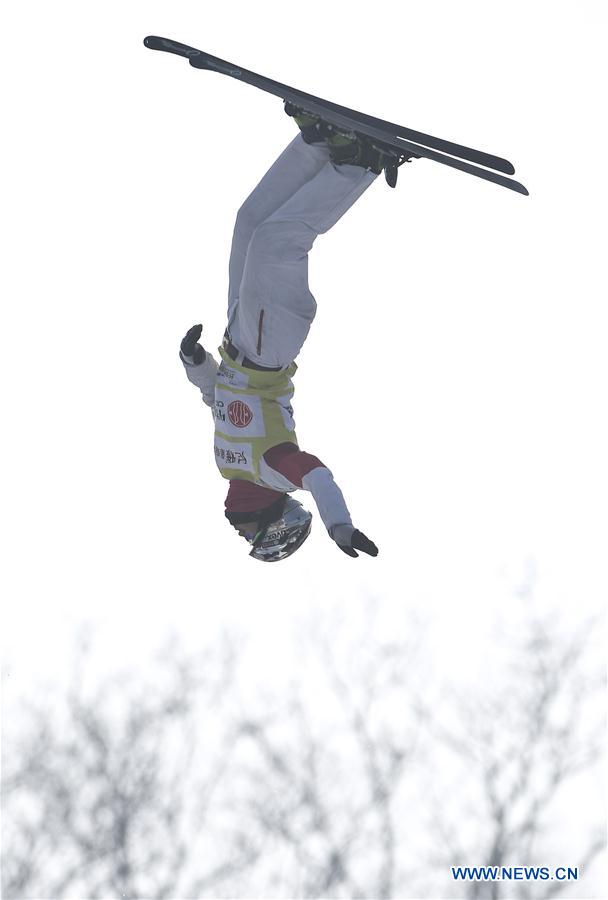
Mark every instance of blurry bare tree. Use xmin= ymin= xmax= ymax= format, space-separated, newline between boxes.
xmin=417 ymin=607 xmax=605 ymax=899
xmin=230 ymin=609 xmax=426 ymax=898
xmin=1 ymin=631 xmax=257 ymax=900
xmin=2 ymin=599 xmax=605 ymax=899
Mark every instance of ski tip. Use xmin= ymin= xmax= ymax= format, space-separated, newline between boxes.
xmin=503 ymin=178 xmax=528 ymax=195
xmin=484 ymin=156 xmax=515 ymax=176
xmin=143 ymin=36 xmax=203 ymax=59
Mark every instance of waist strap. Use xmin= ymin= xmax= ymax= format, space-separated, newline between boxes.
xmin=223 ymin=334 xmax=282 ymax=372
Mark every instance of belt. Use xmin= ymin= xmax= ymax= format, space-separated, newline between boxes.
xmin=223 ymin=337 xmax=282 ymax=372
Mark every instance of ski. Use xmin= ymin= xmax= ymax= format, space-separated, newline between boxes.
xmin=143 ymin=36 xmax=528 ymax=196
xmin=143 ymin=36 xmax=514 ymax=175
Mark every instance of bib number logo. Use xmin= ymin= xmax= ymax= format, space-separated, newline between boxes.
xmin=227 ymin=400 xmax=253 ymax=428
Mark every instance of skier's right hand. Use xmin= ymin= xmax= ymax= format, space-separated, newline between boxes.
xmin=180 ymin=324 xmax=206 ymax=365
xmin=330 ymin=524 xmax=379 ymax=558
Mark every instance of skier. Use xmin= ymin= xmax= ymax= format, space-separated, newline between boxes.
xmin=180 ymin=106 xmax=395 ymax=561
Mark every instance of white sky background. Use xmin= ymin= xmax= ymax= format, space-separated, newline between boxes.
xmin=2 ymin=0 xmax=607 ymax=890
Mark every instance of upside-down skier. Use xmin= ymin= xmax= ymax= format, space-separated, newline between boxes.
xmin=143 ymin=35 xmax=525 ymax=561
xmin=180 ymin=107 xmax=400 ymax=561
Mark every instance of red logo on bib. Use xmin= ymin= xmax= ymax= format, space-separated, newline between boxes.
xmin=227 ymin=400 xmax=253 ymax=428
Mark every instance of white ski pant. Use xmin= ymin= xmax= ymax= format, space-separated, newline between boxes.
xmin=226 ymin=134 xmax=378 ymax=368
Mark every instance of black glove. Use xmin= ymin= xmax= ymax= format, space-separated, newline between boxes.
xmin=330 ymin=524 xmax=379 ymax=558
xmin=180 ymin=324 xmax=206 ymax=364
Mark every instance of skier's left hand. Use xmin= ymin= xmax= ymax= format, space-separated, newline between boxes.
xmin=330 ymin=524 xmax=379 ymax=558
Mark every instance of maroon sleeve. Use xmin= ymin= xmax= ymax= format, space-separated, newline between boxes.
xmin=263 ymin=442 xmax=326 ymax=488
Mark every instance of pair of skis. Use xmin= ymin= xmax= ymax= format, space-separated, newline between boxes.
xmin=144 ymin=35 xmax=528 ymax=196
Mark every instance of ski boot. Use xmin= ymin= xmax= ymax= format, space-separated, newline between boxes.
xmin=284 ymin=100 xmax=329 ymax=145
xmin=326 ymin=128 xmax=406 ymax=187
